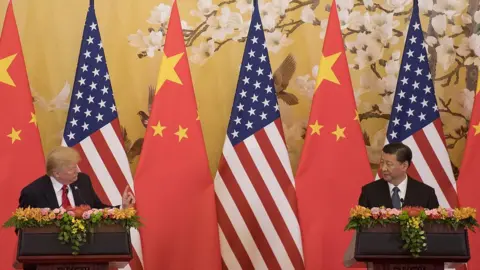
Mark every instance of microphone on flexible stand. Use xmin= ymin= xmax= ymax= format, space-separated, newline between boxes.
xmin=400 ymin=198 xmax=405 ymax=207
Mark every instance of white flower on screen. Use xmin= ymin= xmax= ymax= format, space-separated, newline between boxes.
xmin=259 ymin=2 xmax=279 ymax=31
xmin=128 ymin=30 xmax=164 ymax=57
xmin=431 ymin=14 xmax=447 ymax=35
xmin=266 ymin=30 xmax=293 ymax=53
xmin=203 ymin=7 xmax=242 ymax=41
xmin=147 ymin=4 xmax=171 ymax=25
xmin=272 ymin=0 xmax=290 ymax=15
xmin=435 ymin=37 xmax=456 ymax=71
xmin=418 ymin=0 xmax=433 ymax=14
xmin=233 ymin=20 xmax=250 ymax=42
xmin=301 ymin=6 xmax=315 ymax=24
xmin=236 ymin=0 xmax=254 ymax=14
xmin=190 ymin=40 xmax=215 ymax=66
xmin=475 ymin=10 xmax=480 ymax=24
xmin=433 ymin=0 xmax=467 ymax=20
xmin=190 ymin=0 xmax=219 ymax=20
xmin=384 ymin=0 xmax=412 ymax=13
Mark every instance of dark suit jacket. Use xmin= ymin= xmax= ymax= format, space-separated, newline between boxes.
xmin=19 ymin=172 xmax=111 ymax=209
xmin=358 ymin=177 xmax=440 ymax=209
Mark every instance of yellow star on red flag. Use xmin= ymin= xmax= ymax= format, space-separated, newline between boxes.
xmin=151 ymin=121 xmax=167 ymax=137
xmin=156 ymin=52 xmax=184 ymax=94
xmin=309 ymin=120 xmax=324 ymax=135
xmin=174 ymin=125 xmax=188 ymax=142
xmin=0 ymin=53 xmax=16 ymax=87
xmin=316 ymin=52 xmax=341 ymax=88
xmin=7 ymin=127 xmax=21 ymax=143
xmin=29 ymin=112 xmax=37 ymax=126
xmin=473 ymin=121 xmax=480 ymax=136
xmin=331 ymin=125 xmax=346 ymax=141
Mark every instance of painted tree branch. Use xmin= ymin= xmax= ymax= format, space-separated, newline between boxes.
xmin=438 ymin=97 xmax=469 ymax=122
xmin=394 ymin=7 xmax=413 ymax=17
xmin=359 ymin=105 xmax=391 ymax=121
xmin=285 ymin=0 xmax=316 ymax=13
xmin=434 ymin=59 xmax=463 ymax=87
xmin=215 ymin=38 xmax=233 ymax=52
xmin=370 ymin=63 xmax=382 ymax=79
xmin=135 ymin=0 xmax=319 ymax=59
xmin=444 ymin=126 xmax=468 ymax=149
xmin=373 ymin=3 xmax=393 ymax=13
xmin=285 ymin=21 xmax=304 ymax=37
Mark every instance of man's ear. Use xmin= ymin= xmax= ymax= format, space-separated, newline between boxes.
xmin=402 ymin=161 xmax=409 ymax=171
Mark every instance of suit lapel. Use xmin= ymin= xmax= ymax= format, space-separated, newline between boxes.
xmin=71 ymin=184 xmax=83 ymax=206
xmin=42 ymin=176 xmax=60 ymax=209
xmin=379 ymin=179 xmax=393 ymax=208
xmin=403 ymin=177 xmax=415 ymax=207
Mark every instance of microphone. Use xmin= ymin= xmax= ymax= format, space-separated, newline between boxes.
xmin=400 ymin=198 xmax=404 ymax=206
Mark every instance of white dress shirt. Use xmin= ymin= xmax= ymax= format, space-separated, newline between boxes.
xmin=50 ymin=176 xmax=76 ymax=208
xmin=387 ymin=175 xmax=408 ymax=207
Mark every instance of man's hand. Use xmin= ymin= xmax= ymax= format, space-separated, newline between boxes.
xmin=122 ymin=186 xmax=135 ymax=209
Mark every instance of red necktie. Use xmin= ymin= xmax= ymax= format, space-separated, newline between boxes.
xmin=61 ymin=185 xmax=71 ymax=208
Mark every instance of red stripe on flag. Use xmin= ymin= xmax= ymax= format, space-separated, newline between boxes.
xmin=76 ymin=137 xmax=143 ymax=270
xmin=274 ymin=119 xmax=287 ymax=145
xmin=255 ymin=128 xmax=299 ymax=215
xmin=216 ymin=193 xmax=254 ymax=270
xmin=413 ymin=130 xmax=458 ymax=207
xmin=73 ymin=144 xmax=111 ymax=205
xmin=217 ymin=155 xmax=280 ymax=269
xmin=407 ymin=163 xmax=422 ymax=183
xmin=109 ymin=120 xmax=144 ymax=270
xmin=129 ymin=247 xmax=143 ymax=270
xmin=90 ymin=130 xmax=128 ymax=196
xmin=235 ymin=141 xmax=303 ymax=269
xmin=111 ymin=118 xmax=124 ymax=144
xmin=221 ymin=259 xmax=229 ymax=270
xmin=433 ymin=119 xmax=448 ymax=148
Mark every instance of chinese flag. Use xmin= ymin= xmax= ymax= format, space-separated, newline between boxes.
xmin=0 ymin=1 xmax=45 ymax=268
xmin=295 ymin=1 xmax=372 ymax=269
xmin=457 ymin=69 xmax=480 ymax=269
xmin=134 ymin=1 xmax=221 ymax=269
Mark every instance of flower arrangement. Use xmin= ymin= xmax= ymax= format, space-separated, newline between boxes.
xmin=3 ymin=205 xmax=141 ymax=255
xmin=345 ymin=206 xmax=479 ymax=257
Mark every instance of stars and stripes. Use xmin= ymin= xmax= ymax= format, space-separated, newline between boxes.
xmin=385 ymin=0 xmax=457 ymax=208
xmin=214 ymin=2 xmax=304 ymax=269
xmin=62 ymin=2 xmax=143 ymax=269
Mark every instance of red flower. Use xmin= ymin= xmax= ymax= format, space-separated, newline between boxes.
xmin=403 ymin=206 xmax=424 ymax=217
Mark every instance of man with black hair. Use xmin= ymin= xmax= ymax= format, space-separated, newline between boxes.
xmin=358 ymin=142 xmax=439 ymax=209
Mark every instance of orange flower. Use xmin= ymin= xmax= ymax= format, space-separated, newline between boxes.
xmin=350 ymin=205 xmax=371 ymax=218
xmin=454 ymin=207 xmax=476 ymax=220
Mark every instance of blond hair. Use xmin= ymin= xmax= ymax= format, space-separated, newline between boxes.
xmin=46 ymin=146 xmax=81 ymax=176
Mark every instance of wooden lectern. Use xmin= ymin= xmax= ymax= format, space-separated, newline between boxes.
xmin=13 ymin=224 xmax=132 ymax=270
xmin=347 ymin=223 xmax=470 ymax=270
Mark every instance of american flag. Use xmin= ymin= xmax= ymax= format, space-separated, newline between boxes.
xmin=214 ymin=1 xmax=304 ymax=269
xmin=62 ymin=2 xmax=143 ymax=269
xmin=384 ymin=0 xmax=457 ymax=208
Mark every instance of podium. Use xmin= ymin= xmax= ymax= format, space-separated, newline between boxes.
xmin=351 ymin=223 xmax=470 ymax=270
xmin=13 ymin=224 xmax=132 ymax=270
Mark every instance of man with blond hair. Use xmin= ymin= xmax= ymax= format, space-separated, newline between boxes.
xmin=19 ymin=146 xmax=135 ymax=209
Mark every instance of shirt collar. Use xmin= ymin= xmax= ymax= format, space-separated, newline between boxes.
xmin=50 ymin=176 xmax=65 ymax=193
xmin=388 ymin=174 xmax=408 ymax=194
